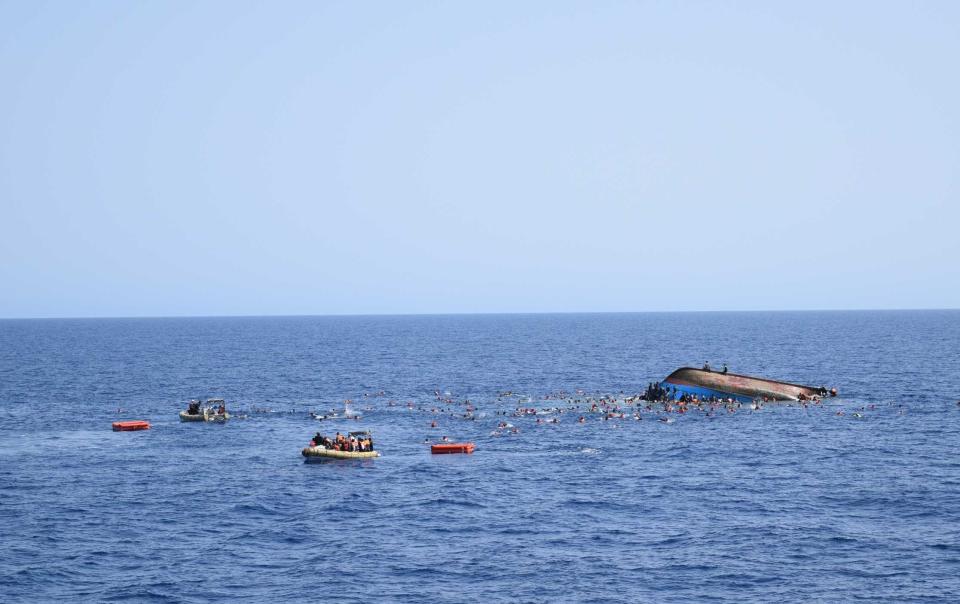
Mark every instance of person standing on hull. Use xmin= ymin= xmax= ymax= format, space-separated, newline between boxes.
xmin=703 ymin=362 xmax=711 ymax=372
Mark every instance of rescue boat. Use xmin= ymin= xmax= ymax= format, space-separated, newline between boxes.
xmin=179 ymin=410 xmax=230 ymax=422
xmin=179 ymin=398 xmax=230 ymax=422
xmin=661 ymin=367 xmax=834 ymax=402
xmin=302 ymin=430 xmax=379 ymax=462
xmin=301 ymin=448 xmax=381 ymax=462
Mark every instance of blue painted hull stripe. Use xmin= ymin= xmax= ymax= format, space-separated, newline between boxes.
xmin=658 ymin=382 xmax=755 ymax=403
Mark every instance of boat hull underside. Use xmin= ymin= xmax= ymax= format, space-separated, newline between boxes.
xmin=662 ymin=367 xmax=824 ymax=402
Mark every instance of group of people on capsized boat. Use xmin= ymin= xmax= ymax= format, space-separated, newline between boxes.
xmin=310 ymin=431 xmax=374 ymax=452
xmin=640 ymin=384 xmax=740 ymax=406
xmin=642 ymin=382 xmax=674 ymax=402
xmin=640 ymin=381 xmax=835 ymax=404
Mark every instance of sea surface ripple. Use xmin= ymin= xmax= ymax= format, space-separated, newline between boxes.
xmin=1 ymin=311 xmax=959 ymax=602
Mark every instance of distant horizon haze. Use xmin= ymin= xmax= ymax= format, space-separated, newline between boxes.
xmin=2 ymin=2 xmax=958 ymax=318
xmin=2 ymin=307 xmax=958 ymax=321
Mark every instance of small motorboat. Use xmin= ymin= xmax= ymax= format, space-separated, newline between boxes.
xmin=179 ymin=398 xmax=231 ymax=422
xmin=302 ymin=430 xmax=379 ymax=462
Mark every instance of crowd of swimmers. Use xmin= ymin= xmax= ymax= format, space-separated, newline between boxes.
xmin=309 ymin=431 xmax=374 ymax=452
xmin=187 ymin=374 xmax=857 ymax=454
xmin=290 ymin=378 xmax=843 ymax=433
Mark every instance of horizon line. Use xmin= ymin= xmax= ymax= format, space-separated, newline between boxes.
xmin=1 ymin=307 xmax=958 ymax=321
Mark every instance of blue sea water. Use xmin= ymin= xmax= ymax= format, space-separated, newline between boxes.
xmin=1 ymin=311 xmax=959 ymax=603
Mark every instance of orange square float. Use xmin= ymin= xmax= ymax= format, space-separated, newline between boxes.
xmin=112 ymin=420 xmax=151 ymax=432
xmin=431 ymin=442 xmax=475 ymax=454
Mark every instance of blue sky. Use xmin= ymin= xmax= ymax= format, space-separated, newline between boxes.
xmin=1 ymin=1 xmax=958 ymax=318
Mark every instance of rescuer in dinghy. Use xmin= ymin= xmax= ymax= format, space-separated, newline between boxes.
xmin=311 ymin=432 xmax=334 ymax=449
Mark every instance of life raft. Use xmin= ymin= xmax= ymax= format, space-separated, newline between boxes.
xmin=301 ymin=446 xmax=380 ymax=461
xmin=113 ymin=420 xmax=150 ymax=432
xmin=431 ymin=442 xmax=475 ymax=454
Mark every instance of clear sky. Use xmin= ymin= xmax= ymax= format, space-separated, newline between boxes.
xmin=1 ymin=1 xmax=958 ymax=318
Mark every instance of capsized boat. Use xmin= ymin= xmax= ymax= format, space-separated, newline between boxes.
xmin=179 ymin=398 xmax=231 ymax=422
xmin=661 ymin=367 xmax=835 ymax=403
xmin=302 ymin=430 xmax=379 ymax=462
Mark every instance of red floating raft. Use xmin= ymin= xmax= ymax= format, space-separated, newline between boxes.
xmin=112 ymin=420 xmax=151 ymax=432
xmin=431 ymin=442 xmax=475 ymax=454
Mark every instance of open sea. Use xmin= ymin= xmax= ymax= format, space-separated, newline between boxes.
xmin=1 ymin=310 xmax=959 ymax=603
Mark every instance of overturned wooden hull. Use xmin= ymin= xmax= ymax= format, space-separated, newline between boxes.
xmin=662 ymin=367 xmax=827 ymax=402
